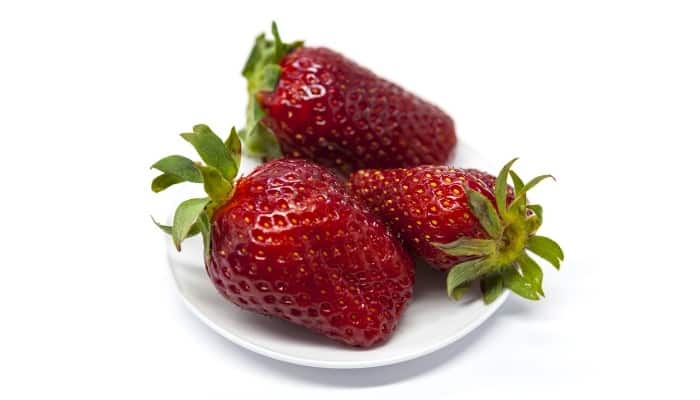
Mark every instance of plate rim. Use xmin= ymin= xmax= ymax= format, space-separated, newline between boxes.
xmin=169 ymin=258 xmax=509 ymax=369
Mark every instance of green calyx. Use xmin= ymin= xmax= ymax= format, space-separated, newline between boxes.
xmin=239 ymin=21 xmax=303 ymax=158
xmin=432 ymin=158 xmax=564 ymax=303
xmin=150 ymin=124 xmax=242 ymax=257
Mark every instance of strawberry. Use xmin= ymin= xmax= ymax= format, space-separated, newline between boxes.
xmin=151 ymin=125 xmax=415 ymax=347
xmin=348 ymin=159 xmax=563 ymax=303
xmin=239 ymin=23 xmax=456 ymax=175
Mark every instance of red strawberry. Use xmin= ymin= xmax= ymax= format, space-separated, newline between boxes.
xmin=151 ymin=125 xmax=415 ymax=347
xmin=348 ymin=160 xmax=563 ymax=303
xmin=239 ymin=23 xmax=456 ymax=175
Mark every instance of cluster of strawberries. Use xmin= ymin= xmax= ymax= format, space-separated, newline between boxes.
xmin=151 ymin=23 xmax=563 ymax=347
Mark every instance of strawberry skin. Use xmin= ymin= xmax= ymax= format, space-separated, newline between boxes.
xmin=241 ymin=24 xmax=456 ymax=174
xmin=152 ymin=125 xmax=415 ymax=347
xmin=207 ymin=159 xmax=414 ymax=346
xmin=258 ymin=47 xmax=456 ymax=173
xmin=349 ymin=166 xmax=503 ymax=270
xmin=348 ymin=161 xmax=563 ymax=303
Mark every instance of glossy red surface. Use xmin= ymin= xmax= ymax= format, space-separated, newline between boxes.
xmin=207 ymin=159 xmax=415 ymax=347
xmin=258 ymin=47 xmax=456 ymax=174
xmin=349 ymin=166 xmax=511 ymax=270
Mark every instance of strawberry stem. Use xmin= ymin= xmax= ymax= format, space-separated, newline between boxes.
xmin=240 ymin=22 xmax=303 ymax=158
xmin=437 ymin=159 xmax=564 ymax=303
xmin=150 ymin=124 xmax=241 ymax=258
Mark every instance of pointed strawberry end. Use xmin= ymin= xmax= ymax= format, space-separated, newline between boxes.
xmin=435 ymin=158 xmax=563 ymax=303
xmin=241 ymin=22 xmax=303 ymax=158
xmin=150 ymin=125 xmax=241 ymax=258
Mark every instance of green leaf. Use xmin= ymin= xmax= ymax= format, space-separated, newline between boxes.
xmin=271 ymin=21 xmax=284 ymax=60
xmin=151 ymin=216 xmax=200 ymax=238
xmin=150 ymin=154 xmax=203 ymax=193
xmin=517 ymin=252 xmax=544 ymax=296
xmin=509 ymin=170 xmax=524 ymax=193
xmin=446 ymin=259 xmax=490 ymax=300
xmin=151 ymin=155 xmax=203 ymax=183
xmin=196 ymin=164 xmax=233 ymax=204
xmin=527 ymin=235 xmax=564 ymax=269
xmin=452 ymin=282 xmax=471 ymax=300
xmin=466 ymin=188 xmax=503 ymax=240
xmin=151 ymin=173 xmax=184 ymax=193
xmin=197 ymin=213 xmax=211 ymax=259
xmin=241 ymin=23 xmax=302 ymax=160
xmin=510 ymin=174 xmax=555 ymax=211
xmin=433 ymin=237 xmax=496 ymax=257
xmin=480 ymin=274 xmax=505 ymax=304
xmin=225 ymin=126 xmax=242 ymax=172
xmin=509 ymin=170 xmax=526 ymax=211
xmin=502 ymin=266 xmax=540 ymax=300
xmin=172 ymin=198 xmax=210 ymax=251
xmin=181 ymin=125 xmax=236 ymax=181
xmin=250 ymin=97 xmax=266 ymax=124
xmin=270 ymin=22 xmax=303 ymax=63
xmin=260 ymin=64 xmax=281 ymax=91
xmin=526 ymin=204 xmax=543 ymax=234
xmin=522 ymin=174 xmax=556 ymax=192
xmin=243 ymin=22 xmax=303 ymax=80
xmin=244 ymin=121 xmax=282 ymax=158
xmin=495 ymin=158 xmax=518 ymax=214
xmin=242 ymin=33 xmax=266 ymax=78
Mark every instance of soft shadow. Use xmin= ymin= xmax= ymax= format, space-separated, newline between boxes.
xmin=176 ymin=292 xmax=511 ymax=388
xmin=498 ymin=295 xmax=540 ymax=317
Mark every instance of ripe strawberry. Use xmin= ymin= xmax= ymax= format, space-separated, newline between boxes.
xmin=239 ymin=23 xmax=456 ymax=175
xmin=348 ymin=160 xmax=563 ymax=303
xmin=151 ymin=125 xmax=415 ymax=347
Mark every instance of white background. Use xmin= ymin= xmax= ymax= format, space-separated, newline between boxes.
xmin=1 ymin=0 xmax=698 ymax=398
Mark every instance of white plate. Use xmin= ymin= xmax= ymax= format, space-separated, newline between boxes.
xmin=165 ymin=140 xmax=509 ymax=369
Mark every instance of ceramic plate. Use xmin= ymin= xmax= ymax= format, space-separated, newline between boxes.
xmin=165 ymin=140 xmax=509 ymax=368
